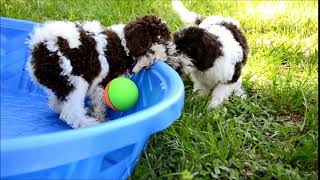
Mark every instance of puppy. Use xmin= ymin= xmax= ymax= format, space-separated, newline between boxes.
xmin=133 ymin=1 xmax=249 ymax=108
xmin=27 ymin=15 xmax=170 ymax=128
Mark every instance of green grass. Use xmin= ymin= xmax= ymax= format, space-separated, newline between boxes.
xmin=1 ymin=0 xmax=318 ymax=179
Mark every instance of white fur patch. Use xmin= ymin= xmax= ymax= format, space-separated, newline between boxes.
xmin=172 ymin=0 xmax=198 ymax=24
xmin=44 ymin=41 xmax=73 ymax=76
xmin=88 ymin=33 xmax=109 ymax=95
xmin=208 ymin=80 xmax=246 ymax=108
xmin=199 ymin=16 xmax=240 ymax=29
xmin=208 ymin=82 xmax=236 ymax=108
xmin=26 ymin=58 xmax=39 ymax=84
xmin=110 ymin=24 xmax=130 ymax=55
xmin=57 ymin=53 xmax=73 ymax=76
xmin=151 ymin=43 xmax=168 ymax=60
xmin=82 ymin=21 xmax=103 ymax=34
xmin=60 ymin=76 xmax=99 ymax=128
xmin=132 ymin=41 xmax=195 ymax=74
xmin=48 ymin=93 xmax=63 ymax=113
xmin=164 ymin=41 xmax=194 ymax=73
xmin=133 ymin=43 xmax=168 ymax=73
xmin=28 ymin=21 xmax=81 ymax=50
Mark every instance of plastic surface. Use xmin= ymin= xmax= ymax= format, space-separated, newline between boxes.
xmin=0 ymin=17 xmax=184 ymax=180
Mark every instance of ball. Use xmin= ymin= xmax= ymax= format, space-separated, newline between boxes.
xmin=104 ymin=77 xmax=139 ymax=111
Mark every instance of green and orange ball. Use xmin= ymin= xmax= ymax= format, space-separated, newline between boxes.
xmin=104 ymin=77 xmax=139 ymax=111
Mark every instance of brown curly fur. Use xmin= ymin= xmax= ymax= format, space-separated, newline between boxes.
xmin=124 ymin=15 xmax=171 ymax=57
xmin=30 ymin=42 xmax=74 ymax=100
xmin=173 ymin=26 xmax=223 ymax=71
xmin=57 ymin=28 xmax=101 ymax=84
xmin=99 ymin=29 xmax=134 ymax=86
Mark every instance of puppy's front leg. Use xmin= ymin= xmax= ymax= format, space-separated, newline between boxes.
xmin=190 ymin=73 xmax=211 ymax=97
xmin=192 ymin=80 xmax=211 ymax=97
xmin=48 ymin=94 xmax=63 ymax=114
xmin=60 ymin=76 xmax=100 ymax=128
xmin=89 ymin=86 xmax=107 ymax=122
xmin=208 ymin=82 xmax=237 ymax=108
xmin=233 ymin=79 xmax=247 ymax=99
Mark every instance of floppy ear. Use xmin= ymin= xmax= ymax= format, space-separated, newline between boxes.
xmin=199 ymin=32 xmax=222 ymax=70
xmin=124 ymin=22 xmax=153 ymax=57
xmin=174 ymin=27 xmax=222 ymax=71
xmin=144 ymin=15 xmax=171 ymax=42
xmin=191 ymin=32 xmax=221 ymax=71
xmin=124 ymin=15 xmax=171 ymax=57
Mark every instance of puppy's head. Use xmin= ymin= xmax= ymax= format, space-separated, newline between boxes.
xmin=173 ymin=26 xmax=222 ymax=71
xmin=124 ymin=15 xmax=171 ymax=57
xmin=132 ymin=43 xmax=168 ymax=73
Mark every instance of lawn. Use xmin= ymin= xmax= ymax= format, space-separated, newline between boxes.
xmin=1 ymin=0 xmax=318 ymax=179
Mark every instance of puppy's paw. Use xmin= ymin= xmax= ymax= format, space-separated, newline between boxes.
xmin=193 ymin=89 xmax=210 ymax=97
xmin=78 ymin=117 xmax=100 ymax=128
xmin=85 ymin=107 xmax=92 ymax=115
xmin=208 ymin=98 xmax=223 ymax=109
xmin=61 ymin=112 xmax=100 ymax=128
xmin=90 ymin=103 xmax=106 ymax=122
xmin=93 ymin=112 xmax=106 ymax=122
xmin=239 ymin=93 xmax=247 ymax=100
xmin=234 ymin=87 xmax=247 ymax=100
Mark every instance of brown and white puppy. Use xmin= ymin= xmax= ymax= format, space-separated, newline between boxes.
xmin=133 ymin=1 xmax=249 ymax=108
xmin=171 ymin=0 xmax=249 ymax=108
xmin=27 ymin=15 xmax=170 ymax=128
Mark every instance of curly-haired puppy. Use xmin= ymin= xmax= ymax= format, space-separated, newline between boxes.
xmin=27 ymin=15 xmax=170 ymax=128
xmin=133 ymin=1 xmax=249 ymax=108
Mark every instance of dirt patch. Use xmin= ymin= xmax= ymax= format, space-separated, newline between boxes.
xmin=288 ymin=111 xmax=304 ymax=122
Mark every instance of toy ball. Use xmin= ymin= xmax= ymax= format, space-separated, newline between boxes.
xmin=104 ymin=77 xmax=139 ymax=111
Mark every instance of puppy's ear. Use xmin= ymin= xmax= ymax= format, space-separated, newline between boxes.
xmin=124 ymin=15 xmax=171 ymax=57
xmin=200 ymin=32 xmax=222 ymax=70
xmin=174 ymin=27 xmax=222 ymax=71
xmin=124 ymin=21 xmax=153 ymax=57
xmin=142 ymin=15 xmax=171 ymax=42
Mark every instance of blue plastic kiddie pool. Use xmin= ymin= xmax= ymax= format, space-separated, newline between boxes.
xmin=0 ymin=17 xmax=184 ymax=180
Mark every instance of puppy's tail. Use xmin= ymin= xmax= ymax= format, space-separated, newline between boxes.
xmin=171 ymin=0 xmax=200 ymax=25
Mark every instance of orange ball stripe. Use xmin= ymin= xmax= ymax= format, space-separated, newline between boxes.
xmin=104 ymin=81 xmax=120 ymax=111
